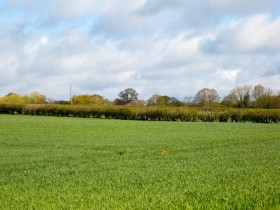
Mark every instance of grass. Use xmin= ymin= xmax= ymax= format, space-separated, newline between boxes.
xmin=0 ymin=114 xmax=280 ymax=209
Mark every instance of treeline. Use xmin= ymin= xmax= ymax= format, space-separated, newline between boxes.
xmin=0 ymin=104 xmax=279 ymax=123
xmin=0 ymin=84 xmax=279 ymax=109
xmin=0 ymin=91 xmax=48 ymax=104
xmin=220 ymin=85 xmax=280 ymax=109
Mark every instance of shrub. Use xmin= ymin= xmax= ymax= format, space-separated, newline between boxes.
xmin=0 ymin=104 xmax=24 ymax=114
xmin=0 ymin=104 xmax=279 ymax=123
xmin=197 ymin=111 xmax=218 ymax=122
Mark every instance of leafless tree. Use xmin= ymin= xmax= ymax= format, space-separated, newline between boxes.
xmin=231 ymin=85 xmax=251 ymax=108
xmin=193 ymin=88 xmax=219 ymax=107
xmin=222 ymin=93 xmax=238 ymax=107
xmin=252 ymin=84 xmax=265 ymax=101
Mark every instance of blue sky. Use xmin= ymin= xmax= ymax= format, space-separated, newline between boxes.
xmin=0 ymin=0 xmax=280 ymax=100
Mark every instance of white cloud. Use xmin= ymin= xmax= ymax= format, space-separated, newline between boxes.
xmin=0 ymin=53 xmax=18 ymax=77
xmin=49 ymin=0 xmax=96 ymax=17
xmin=0 ymin=1 xmax=280 ymax=100
xmin=138 ymin=0 xmax=280 ymax=29
xmin=215 ymin=69 xmax=240 ymax=81
xmin=205 ymin=14 xmax=280 ymax=53
xmin=40 ymin=36 xmax=48 ymax=44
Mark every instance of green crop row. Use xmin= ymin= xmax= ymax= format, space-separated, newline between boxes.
xmin=0 ymin=104 xmax=279 ymax=123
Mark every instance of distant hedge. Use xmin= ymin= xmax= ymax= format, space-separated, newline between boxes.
xmin=0 ymin=104 xmax=279 ymax=123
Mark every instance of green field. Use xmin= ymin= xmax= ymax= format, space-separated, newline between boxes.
xmin=0 ymin=115 xmax=280 ymax=209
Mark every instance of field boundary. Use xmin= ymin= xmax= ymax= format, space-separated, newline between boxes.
xmin=0 ymin=104 xmax=280 ymax=123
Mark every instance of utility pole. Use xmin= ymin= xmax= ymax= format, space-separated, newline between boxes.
xmin=70 ymin=85 xmax=72 ymax=105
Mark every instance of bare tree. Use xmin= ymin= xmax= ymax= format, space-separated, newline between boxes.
xmin=147 ymin=94 xmax=171 ymax=106
xmin=222 ymin=93 xmax=238 ymax=107
xmin=231 ymin=85 xmax=251 ymax=108
xmin=252 ymin=84 xmax=265 ymax=101
xmin=184 ymin=96 xmax=194 ymax=104
xmin=252 ymin=84 xmax=274 ymax=108
xmin=193 ymin=88 xmax=219 ymax=107
xmin=147 ymin=94 xmax=159 ymax=106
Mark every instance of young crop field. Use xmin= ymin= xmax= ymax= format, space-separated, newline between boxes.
xmin=0 ymin=115 xmax=280 ymax=209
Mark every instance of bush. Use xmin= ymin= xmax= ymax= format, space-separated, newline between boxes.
xmin=0 ymin=104 xmax=24 ymax=114
xmin=197 ymin=111 xmax=219 ymax=122
xmin=0 ymin=104 xmax=279 ymax=123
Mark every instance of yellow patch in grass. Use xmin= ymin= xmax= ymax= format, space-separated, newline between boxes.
xmin=160 ymin=149 xmax=169 ymax=155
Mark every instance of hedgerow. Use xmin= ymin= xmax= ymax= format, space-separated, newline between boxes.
xmin=0 ymin=104 xmax=279 ymax=123
xmin=0 ymin=104 xmax=25 ymax=114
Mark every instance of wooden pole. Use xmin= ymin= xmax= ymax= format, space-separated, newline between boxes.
xmin=70 ymin=85 xmax=72 ymax=105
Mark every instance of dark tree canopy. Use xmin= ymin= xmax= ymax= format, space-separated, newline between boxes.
xmin=118 ymin=88 xmax=138 ymax=104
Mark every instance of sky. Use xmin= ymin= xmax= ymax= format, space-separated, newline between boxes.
xmin=0 ymin=0 xmax=280 ymax=101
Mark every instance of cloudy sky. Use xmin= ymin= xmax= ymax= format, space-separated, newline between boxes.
xmin=0 ymin=0 xmax=280 ymax=100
